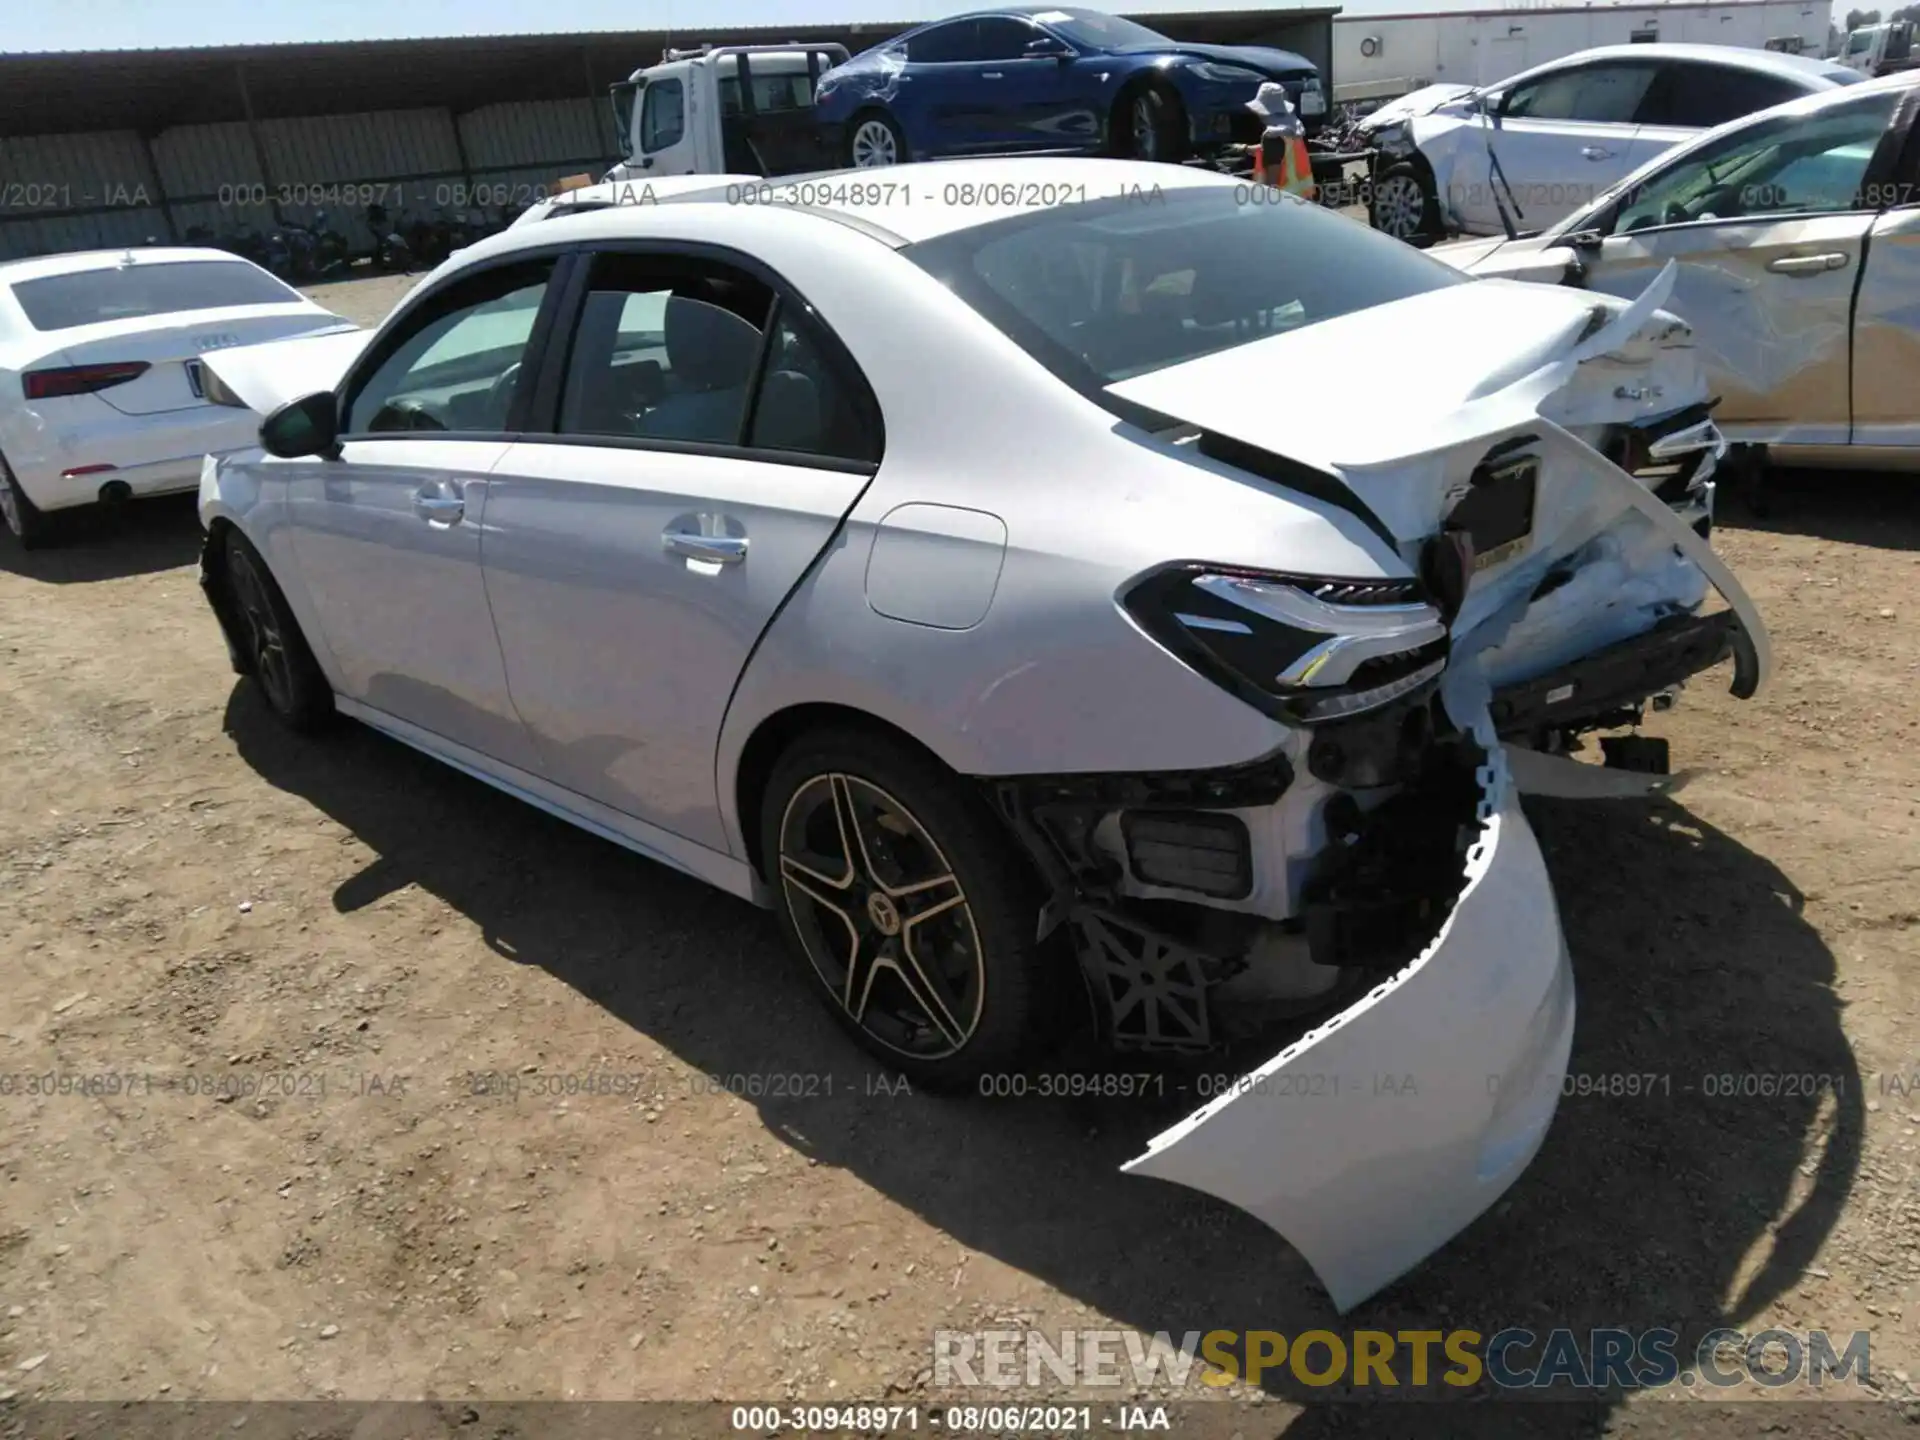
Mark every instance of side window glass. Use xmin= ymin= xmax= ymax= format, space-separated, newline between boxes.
xmin=1611 ymin=90 xmax=1900 ymax=233
xmin=557 ymin=252 xmax=772 ymax=445
xmin=1638 ymin=64 xmax=1804 ymax=128
xmin=1507 ymin=64 xmax=1654 ymax=123
xmin=343 ymin=259 xmax=554 ymax=434
xmin=749 ymin=305 xmax=882 ymax=465
xmin=641 ymin=79 xmax=685 ymax=152
xmin=907 ymin=21 xmax=980 ymax=63
xmin=974 ymin=18 xmax=1039 ymax=61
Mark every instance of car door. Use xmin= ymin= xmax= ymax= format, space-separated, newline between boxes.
xmin=280 ymin=254 xmax=562 ymax=771
xmin=1628 ymin=58 xmax=1814 ymax=168
xmin=630 ymin=70 xmax=697 ymax=176
xmin=478 ymin=246 xmax=883 ymax=852
xmin=895 ymin=20 xmax=985 ymax=156
xmin=1850 ymin=162 xmax=1920 ymax=449
xmin=968 ymin=15 xmax=1079 ymax=150
xmin=1570 ymin=86 xmax=1905 ymax=444
xmin=1470 ymin=59 xmax=1661 ymax=234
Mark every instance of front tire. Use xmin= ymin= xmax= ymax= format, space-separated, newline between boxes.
xmin=1114 ymin=83 xmax=1186 ymax=164
xmin=221 ymin=528 xmax=334 ymax=733
xmin=847 ymin=111 xmax=908 ymax=168
xmin=761 ymin=730 xmax=1049 ymax=1090
xmin=1370 ymin=161 xmax=1441 ymax=245
xmin=0 ymin=454 xmax=51 ymax=550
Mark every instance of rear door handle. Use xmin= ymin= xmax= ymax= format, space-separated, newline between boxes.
xmin=412 ymin=485 xmax=465 ymax=525
xmin=1580 ymin=146 xmax=1612 ymax=160
xmin=1766 ymin=252 xmax=1848 ymax=275
xmin=663 ymin=531 xmax=748 ymax=565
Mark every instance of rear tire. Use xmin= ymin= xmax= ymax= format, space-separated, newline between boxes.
xmin=847 ymin=111 xmax=908 ymax=168
xmin=760 ymin=729 xmax=1051 ymax=1091
xmin=1370 ymin=161 xmax=1441 ymax=245
xmin=0 ymin=454 xmax=51 ymax=551
xmin=221 ymin=528 xmax=334 ymax=733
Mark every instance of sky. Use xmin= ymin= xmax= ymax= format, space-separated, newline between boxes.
xmin=7 ymin=0 xmax=1852 ymax=53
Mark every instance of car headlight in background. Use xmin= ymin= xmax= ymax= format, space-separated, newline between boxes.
xmin=1189 ymin=61 xmax=1269 ymax=84
xmin=1122 ymin=564 xmax=1450 ymax=725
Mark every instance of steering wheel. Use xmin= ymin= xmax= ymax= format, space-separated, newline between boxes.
xmin=1660 ymin=200 xmax=1691 ymax=227
xmin=486 ymin=361 xmax=523 ymax=419
xmin=369 ymin=397 xmax=446 ymax=433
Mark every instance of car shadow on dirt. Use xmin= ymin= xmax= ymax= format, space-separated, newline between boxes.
xmin=0 ymin=493 xmax=203 ymax=582
xmin=1719 ymin=465 xmax=1920 ymax=552
xmin=224 ymin=688 xmax=1861 ymax=1419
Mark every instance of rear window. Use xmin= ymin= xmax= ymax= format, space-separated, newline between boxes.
xmin=904 ymin=187 xmax=1467 ymax=416
xmin=9 ymin=259 xmax=300 ymax=332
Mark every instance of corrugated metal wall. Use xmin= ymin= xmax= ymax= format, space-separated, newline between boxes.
xmin=0 ymin=101 xmax=621 ymax=262
xmin=0 ymin=131 xmax=170 ymax=259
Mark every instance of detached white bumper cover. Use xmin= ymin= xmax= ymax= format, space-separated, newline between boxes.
xmin=196 ymin=326 xmax=370 ymax=417
xmin=1124 ymin=737 xmax=1573 ymax=1312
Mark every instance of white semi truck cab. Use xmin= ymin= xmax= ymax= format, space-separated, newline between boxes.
xmin=606 ymin=43 xmax=853 ymax=182
xmin=1841 ymin=20 xmax=1916 ymax=77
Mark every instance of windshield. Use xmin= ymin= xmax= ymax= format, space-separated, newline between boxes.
xmin=1032 ymin=9 xmax=1171 ymax=50
xmin=10 ymin=259 xmax=300 ymax=332
xmin=905 ymin=188 xmax=1468 ymax=416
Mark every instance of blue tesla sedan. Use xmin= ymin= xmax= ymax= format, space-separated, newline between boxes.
xmin=813 ymin=6 xmax=1326 ymax=167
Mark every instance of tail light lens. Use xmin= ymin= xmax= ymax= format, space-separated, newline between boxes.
xmin=23 ymin=362 xmax=151 ymax=401
xmin=1122 ymin=563 xmax=1449 ymax=725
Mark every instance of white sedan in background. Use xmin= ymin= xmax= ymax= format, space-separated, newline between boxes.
xmin=0 ymin=246 xmax=353 ymax=548
xmin=1359 ymin=43 xmax=1861 ymax=243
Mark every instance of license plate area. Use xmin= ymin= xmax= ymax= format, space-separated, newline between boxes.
xmin=1452 ymin=455 xmax=1537 ymax=573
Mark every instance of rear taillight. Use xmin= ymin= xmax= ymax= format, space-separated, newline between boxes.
xmin=22 ymin=362 xmax=151 ymax=401
xmin=1122 ymin=563 xmax=1449 ymax=726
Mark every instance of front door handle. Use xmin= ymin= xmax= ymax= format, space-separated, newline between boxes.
xmin=663 ymin=531 xmax=748 ymax=565
xmin=412 ymin=486 xmax=465 ymax=525
xmin=982 ymin=71 xmax=1003 ymax=79
xmin=1766 ymin=252 xmax=1848 ymax=276
xmin=1580 ymin=145 xmax=1612 ymax=160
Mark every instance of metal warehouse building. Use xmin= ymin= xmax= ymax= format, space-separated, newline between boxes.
xmin=0 ymin=5 xmax=1338 ymax=262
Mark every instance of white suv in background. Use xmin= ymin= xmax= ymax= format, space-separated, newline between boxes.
xmin=1359 ymin=43 xmax=1862 ymax=243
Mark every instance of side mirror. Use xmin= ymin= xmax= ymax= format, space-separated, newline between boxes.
xmin=1026 ymin=36 xmax=1071 ymax=59
xmin=260 ymin=391 xmax=340 ymax=459
xmin=1562 ymin=227 xmax=1606 ymax=251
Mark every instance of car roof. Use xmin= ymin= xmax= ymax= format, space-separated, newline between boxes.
xmin=509 ymin=156 xmax=1240 ymax=250
xmin=0 ymin=246 xmax=258 ymax=284
xmin=1532 ymin=42 xmax=1856 ymax=85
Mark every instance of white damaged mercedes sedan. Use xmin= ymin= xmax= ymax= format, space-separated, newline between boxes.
xmin=194 ymin=158 xmax=1770 ymax=1311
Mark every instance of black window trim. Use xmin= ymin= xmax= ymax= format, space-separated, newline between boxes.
xmin=332 ymin=245 xmax=580 ymax=445
xmin=520 ymin=236 xmax=886 ymax=476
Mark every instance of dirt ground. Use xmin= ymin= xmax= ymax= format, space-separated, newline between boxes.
xmin=2 ymin=270 xmax=1920 ymax=1437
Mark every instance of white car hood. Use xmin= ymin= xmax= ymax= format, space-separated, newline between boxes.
xmin=1358 ymin=82 xmax=1476 ymax=130
xmin=197 ymin=326 xmax=372 ymax=416
xmin=1431 ymin=234 xmax=1583 ymax=284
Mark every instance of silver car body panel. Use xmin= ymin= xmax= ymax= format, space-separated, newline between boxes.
xmin=196 ymin=165 xmax=1772 ymax=1312
xmin=1851 ymin=206 xmax=1920 ymax=448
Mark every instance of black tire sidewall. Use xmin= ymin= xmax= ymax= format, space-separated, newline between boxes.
xmin=760 ymin=730 xmax=1046 ymax=1091
xmin=221 ymin=527 xmax=334 ymax=732
xmin=0 ymin=455 xmax=49 ymax=549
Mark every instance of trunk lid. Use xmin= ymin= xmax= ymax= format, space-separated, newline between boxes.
xmin=49 ymin=309 xmax=355 ymax=416
xmin=1105 ymin=268 xmax=1691 ymax=548
xmin=194 ymin=326 xmax=373 ymax=417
